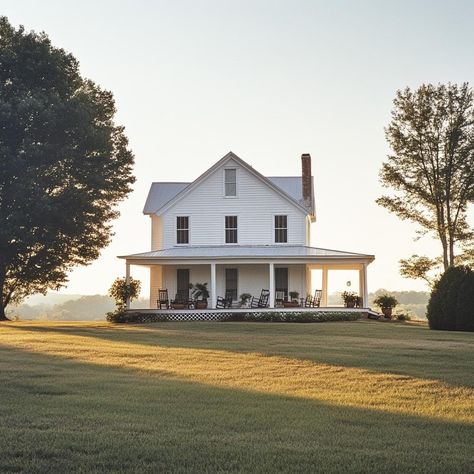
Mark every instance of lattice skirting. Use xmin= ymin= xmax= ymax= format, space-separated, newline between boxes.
xmin=165 ymin=312 xmax=231 ymax=321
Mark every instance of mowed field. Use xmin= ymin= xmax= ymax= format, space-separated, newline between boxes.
xmin=0 ymin=320 xmax=473 ymax=473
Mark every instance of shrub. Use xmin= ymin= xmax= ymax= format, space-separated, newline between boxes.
xmin=396 ymin=314 xmax=411 ymax=321
xmin=107 ymin=311 xmax=168 ymax=324
xmin=373 ymin=294 xmax=398 ymax=309
xmin=108 ymin=277 xmax=141 ymax=310
xmin=427 ymin=266 xmax=474 ymax=331
xmin=242 ymin=311 xmax=362 ymax=323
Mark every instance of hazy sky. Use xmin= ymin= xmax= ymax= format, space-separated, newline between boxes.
xmin=3 ymin=0 xmax=474 ymax=296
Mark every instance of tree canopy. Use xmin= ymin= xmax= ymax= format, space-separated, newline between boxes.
xmin=0 ymin=18 xmax=135 ymax=319
xmin=377 ymin=83 xmax=474 ymax=282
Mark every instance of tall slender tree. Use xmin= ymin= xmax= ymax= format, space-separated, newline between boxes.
xmin=377 ymin=83 xmax=474 ymax=282
xmin=0 ymin=18 xmax=135 ymax=319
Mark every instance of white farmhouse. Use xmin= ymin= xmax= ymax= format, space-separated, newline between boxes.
xmin=120 ymin=152 xmax=374 ymax=309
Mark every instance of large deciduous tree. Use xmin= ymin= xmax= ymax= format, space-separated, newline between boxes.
xmin=0 ymin=18 xmax=135 ymax=319
xmin=377 ymin=83 xmax=474 ymax=283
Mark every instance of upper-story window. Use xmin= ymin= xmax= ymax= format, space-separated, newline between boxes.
xmin=224 ymin=169 xmax=237 ymax=197
xmin=176 ymin=216 xmax=189 ymax=244
xmin=225 ymin=216 xmax=238 ymax=243
xmin=274 ymin=215 xmax=288 ymax=243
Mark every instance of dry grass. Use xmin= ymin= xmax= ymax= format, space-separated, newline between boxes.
xmin=0 ymin=320 xmax=473 ymax=473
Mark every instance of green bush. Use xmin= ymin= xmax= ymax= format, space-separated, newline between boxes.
xmin=396 ymin=314 xmax=411 ymax=321
xmin=427 ymin=266 xmax=474 ymax=331
xmin=107 ymin=311 xmax=168 ymax=324
xmin=242 ymin=311 xmax=363 ymax=323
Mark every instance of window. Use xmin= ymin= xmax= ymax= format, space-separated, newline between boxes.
xmin=225 ymin=216 xmax=238 ymax=243
xmin=275 ymin=215 xmax=288 ymax=243
xmin=225 ymin=268 xmax=238 ymax=301
xmin=224 ymin=169 xmax=236 ymax=196
xmin=176 ymin=216 xmax=189 ymax=244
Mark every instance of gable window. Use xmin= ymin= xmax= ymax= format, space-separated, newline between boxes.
xmin=176 ymin=216 xmax=189 ymax=244
xmin=275 ymin=215 xmax=288 ymax=243
xmin=225 ymin=216 xmax=238 ymax=243
xmin=224 ymin=169 xmax=237 ymax=197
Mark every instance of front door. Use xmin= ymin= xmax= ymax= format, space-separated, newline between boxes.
xmin=275 ymin=267 xmax=288 ymax=300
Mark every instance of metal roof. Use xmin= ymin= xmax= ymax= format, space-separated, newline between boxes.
xmin=143 ymin=176 xmax=314 ymax=215
xmin=120 ymin=245 xmax=374 ymax=261
xmin=143 ymin=182 xmax=189 ymax=214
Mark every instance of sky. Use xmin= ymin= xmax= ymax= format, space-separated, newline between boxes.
xmin=3 ymin=0 xmax=474 ymax=296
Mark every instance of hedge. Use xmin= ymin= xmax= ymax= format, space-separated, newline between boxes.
xmin=106 ymin=310 xmax=365 ymax=324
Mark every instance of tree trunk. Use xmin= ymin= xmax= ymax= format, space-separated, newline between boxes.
xmin=448 ymin=235 xmax=455 ymax=267
xmin=439 ymin=233 xmax=449 ymax=271
xmin=0 ymin=264 xmax=10 ymax=321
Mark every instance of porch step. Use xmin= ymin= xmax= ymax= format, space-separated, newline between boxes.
xmin=367 ymin=310 xmax=382 ymax=320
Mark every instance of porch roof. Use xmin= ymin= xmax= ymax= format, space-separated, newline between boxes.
xmin=120 ymin=245 xmax=374 ymax=263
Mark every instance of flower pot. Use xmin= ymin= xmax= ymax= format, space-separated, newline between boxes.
xmin=382 ymin=307 xmax=393 ymax=319
xmin=171 ymin=303 xmax=185 ymax=310
xmin=283 ymin=301 xmax=299 ymax=308
xmin=346 ymin=301 xmax=356 ymax=308
xmin=195 ymin=300 xmax=208 ymax=310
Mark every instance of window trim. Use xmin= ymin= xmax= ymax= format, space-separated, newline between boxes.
xmin=176 ymin=215 xmax=190 ymax=245
xmin=224 ymin=168 xmax=237 ymax=198
xmin=224 ymin=215 xmax=238 ymax=244
xmin=274 ymin=214 xmax=288 ymax=244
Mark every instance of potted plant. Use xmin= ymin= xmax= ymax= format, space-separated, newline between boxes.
xmin=283 ymin=291 xmax=300 ymax=307
xmin=341 ymin=291 xmax=358 ymax=308
xmin=191 ymin=282 xmax=209 ymax=309
xmin=239 ymin=293 xmax=252 ymax=308
xmin=373 ymin=294 xmax=398 ymax=319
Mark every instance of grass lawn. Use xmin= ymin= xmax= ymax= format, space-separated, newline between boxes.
xmin=0 ymin=320 xmax=473 ymax=473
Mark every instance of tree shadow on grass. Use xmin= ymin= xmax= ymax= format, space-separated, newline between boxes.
xmin=8 ymin=322 xmax=474 ymax=389
xmin=0 ymin=343 xmax=473 ymax=474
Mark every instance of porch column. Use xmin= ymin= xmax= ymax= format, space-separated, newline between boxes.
xmin=269 ymin=262 xmax=275 ymax=308
xmin=321 ymin=266 xmax=328 ymax=307
xmin=363 ymin=263 xmax=368 ymax=308
xmin=305 ymin=265 xmax=312 ymax=298
xmin=210 ymin=262 xmax=217 ymax=308
xmin=125 ymin=262 xmax=131 ymax=310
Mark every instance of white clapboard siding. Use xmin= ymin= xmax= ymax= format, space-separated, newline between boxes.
xmin=151 ymin=216 xmax=163 ymax=250
xmin=158 ymin=158 xmax=307 ymax=248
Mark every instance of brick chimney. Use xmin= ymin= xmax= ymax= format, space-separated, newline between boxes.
xmin=301 ymin=153 xmax=312 ymax=207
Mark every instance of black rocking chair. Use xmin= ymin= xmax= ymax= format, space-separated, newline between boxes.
xmin=157 ymin=289 xmax=170 ymax=309
xmin=216 ymin=290 xmax=233 ymax=309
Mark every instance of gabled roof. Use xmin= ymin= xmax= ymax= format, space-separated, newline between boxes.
xmin=143 ymin=152 xmax=315 ymax=218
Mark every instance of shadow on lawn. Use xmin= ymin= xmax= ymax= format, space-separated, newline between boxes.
xmin=8 ymin=322 xmax=474 ymax=389
xmin=0 ymin=342 xmax=473 ymax=474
